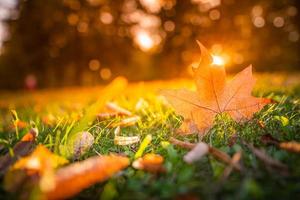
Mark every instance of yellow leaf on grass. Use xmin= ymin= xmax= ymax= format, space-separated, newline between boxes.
xmin=134 ymin=134 xmax=152 ymax=159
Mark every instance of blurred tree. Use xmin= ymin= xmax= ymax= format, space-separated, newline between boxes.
xmin=0 ymin=0 xmax=299 ymax=89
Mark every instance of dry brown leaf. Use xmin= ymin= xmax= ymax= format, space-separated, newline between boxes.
xmin=110 ymin=116 xmax=140 ymax=127
xmin=132 ymin=153 xmax=165 ymax=173
xmin=46 ymin=155 xmax=129 ymax=200
xmin=106 ymin=102 xmax=132 ymax=116
xmin=10 ymin=145 xmax=68 ymax=172
xmin=114 ymin=135 xmax=140 ymax=145
xmin=73 ymin=131 xmax=94 ymax=159
xmin=0 ymin=128 xmax=37 ymax=175
xmin=97 ymin=112 xmax=120 ymax=119
xmin=279 ymin=141 xmax=300 ymax=153
xmin=4 ymin=145 xmax=68 ymax=193
xmin=97 ymin=102 xmax=132 ymax=120
xmin=161 ymin=42 xmax=270 ymax=134
xmin=113 ymin=126 xmax=140 ymax=145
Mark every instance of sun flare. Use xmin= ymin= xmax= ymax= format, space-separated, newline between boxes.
xmin=212 ymin=55 xmax=225 ymax=66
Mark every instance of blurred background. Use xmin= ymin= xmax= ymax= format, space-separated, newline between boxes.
xmin=0 ymin=0 xmax=299 ymax=89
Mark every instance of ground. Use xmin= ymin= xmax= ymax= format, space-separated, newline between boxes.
xmin=0 ymin=73 xmax=300 ymax=200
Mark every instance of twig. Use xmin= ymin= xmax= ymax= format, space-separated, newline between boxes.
xmin=241 ymin=139 xmax=289 ymax=175
xmin=221 ymin=151 xmax=242 ymax=181
xmin=169 ymin=137 xmax=196 ymax=149
xmin=170 ymin=137 xmax=241 ymax=171
xmin=208 ymin=147 xmax=241 ymax=171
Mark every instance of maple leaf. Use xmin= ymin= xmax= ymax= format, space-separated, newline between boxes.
xmin=162 ymin=42 xmax=270 ymax=134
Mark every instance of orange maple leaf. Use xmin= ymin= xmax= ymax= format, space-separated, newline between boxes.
xmin=162 ymin=42 xmax=270 ymax=134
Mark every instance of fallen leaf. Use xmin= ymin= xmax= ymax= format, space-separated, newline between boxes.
xmin=73 ymin=131 xmax=94 ymax=159
xmin=97 ymin=102 xmax=132 ymax=120
xmin=45 ymin=155 xmax=129 ymax=200
xmin=279 ymin=141 xmax=300 ymax=154
xmin=0 ymin=128 xmax=37 ymax=175
xmin=60 ymin=131 xmax=95 ymax=160
xmin=10 ymin=145 xmax=67 ymax=171
xmin=106 ymin=102 xmax=132 ymax=116
xmin=110 ymin=116 xmax=140 ymax=127
xmin=113 ymin=126 xmax=140 ymax=145
xmin=132 ymin=153 xmax=165 ymax=173
xmin=97 ymin=112 xmax=120 ymax=119
xmin=134 ymin=134 xmax=152 ymax=159
xmin=135 ymin=98 xmax=149 ymax=111
xmin=114 ymin=135 xmax=140 ymax=145
xmin=161 ymin=42 xmax=270 ymax=134
xmin=4 ymin=145 xmax=68 ymax=193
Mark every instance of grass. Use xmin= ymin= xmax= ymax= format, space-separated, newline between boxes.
xmin=0 ymin=73 xmax=300 ymax=200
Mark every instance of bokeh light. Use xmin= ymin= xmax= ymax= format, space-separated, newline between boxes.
xmin=100 ymin=68 xmax=112 ymax=80
xmin=134 ymin=30 xmax=155 ymax=51
xmin=212 ymin=55 xmax=225 ymax=66
xmin=0 ymin=0 xmax=298 ymax=88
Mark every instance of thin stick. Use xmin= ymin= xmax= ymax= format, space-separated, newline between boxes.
xmin=170 ymin=137 xmax=241 ymax=171
xmin=169 ymin=137 xmax=196 ymax=149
